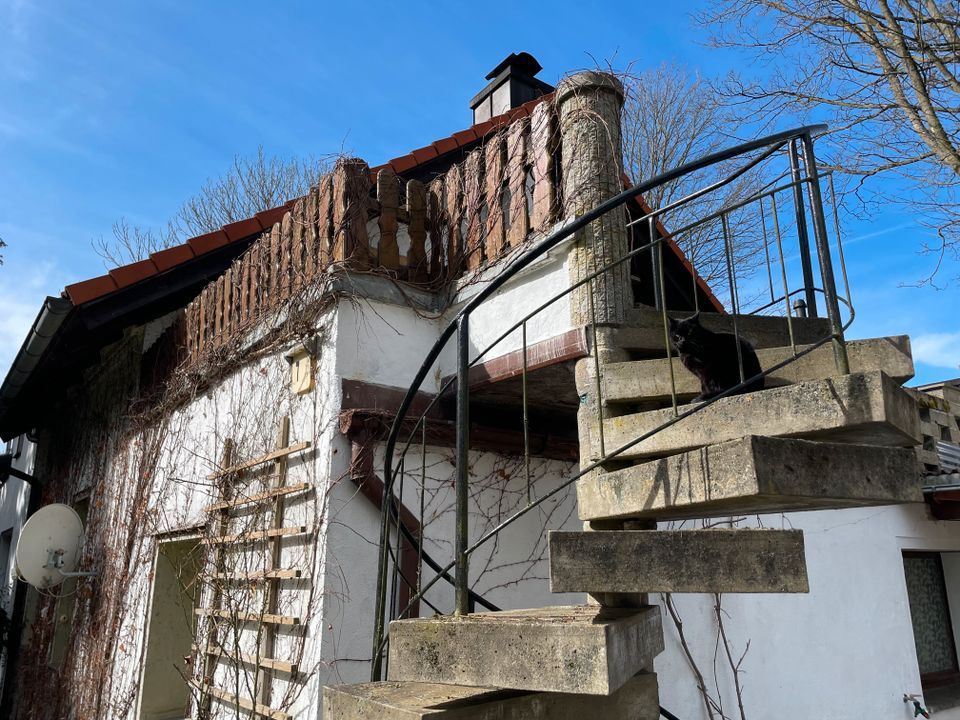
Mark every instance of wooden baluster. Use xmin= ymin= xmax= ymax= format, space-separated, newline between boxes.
xmin=530 ymin=101 xmax=556 ymax=230
xmin=463 ymin=149 xmax=484 ymax=270
xmin=407 ymin=180 xmax=427 ymax=282
xmin=484 ymin=134 xmax=505 ymax=261
xmin=507 ymin=117 xmax=530 ymax=247
xmin=427 ymin=177 xmax=445 ymax=283
xmin=317 ymin=175 xmax=332 ymax=269
xmin=377 ymin=168 xmax=400 ymax=271
xmin=445 ymin=163 xmax=464 ymax=279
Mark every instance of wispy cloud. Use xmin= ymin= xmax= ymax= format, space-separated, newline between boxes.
xmin=912 ymin=332 xmax=960 ymax=371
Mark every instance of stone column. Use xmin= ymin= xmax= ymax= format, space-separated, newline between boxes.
xmin=560 ymin=73 xmax=647 ymax=609
xmin=557 ymin=71 xmax=632 ymax=349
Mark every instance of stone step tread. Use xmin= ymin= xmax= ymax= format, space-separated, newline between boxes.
xmin=602 ymin=336 xmax=913 ymax=405
xmin=577 ymin=435 xmax=921 ymax=522
xmin=614 ymin=307 xmax=830 ymax=354
xmin=596 ymin=371 xmax=919 ymax=462
xmin=323 ymin=675 xmax=659 ymax=719
xmin=549 ymin=529 xmax=808 ymax=595
xmin=388 ymin=605 xmax=663 ymax=696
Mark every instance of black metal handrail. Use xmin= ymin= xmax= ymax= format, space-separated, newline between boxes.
xmin=371 ymin=123 xmax=850 ymax=680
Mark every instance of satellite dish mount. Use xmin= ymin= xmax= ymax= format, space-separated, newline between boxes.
xmin=15 ymin=503 xmax=97 ymax=589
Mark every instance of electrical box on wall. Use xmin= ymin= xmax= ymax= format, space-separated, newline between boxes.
xmin=285 ymin=341 xmax=316 ymax=396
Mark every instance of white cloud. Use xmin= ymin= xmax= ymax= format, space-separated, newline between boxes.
xmin=912 ymin=332 xmax=960 ymax=371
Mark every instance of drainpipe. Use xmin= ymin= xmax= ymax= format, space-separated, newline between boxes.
xmin=0 ymin=452 xmax=42 ymax=719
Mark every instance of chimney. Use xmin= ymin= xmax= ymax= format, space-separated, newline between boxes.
xmin=469 ymin=52 xmax=554 ymax=125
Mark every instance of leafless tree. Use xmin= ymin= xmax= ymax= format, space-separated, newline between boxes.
xmin=699 ymin=0 xmax=960 ymax=284
xmin=620 ymin=63 xmax=770 ymax=293
xmin=94 ymin=146 xmax=333 ymax=266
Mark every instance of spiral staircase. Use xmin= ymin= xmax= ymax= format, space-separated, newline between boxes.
xmin=322 ymin=88 xmax=924 ymax=719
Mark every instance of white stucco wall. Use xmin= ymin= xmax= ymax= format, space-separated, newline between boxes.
xmin=654 ymin=503 xmax=960 ymax=720
xmin=320 ymin=287 xmax=586 ymax=700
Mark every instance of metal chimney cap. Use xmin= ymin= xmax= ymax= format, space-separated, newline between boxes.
xmin=485 ymin=52 xmax=543 ymax=81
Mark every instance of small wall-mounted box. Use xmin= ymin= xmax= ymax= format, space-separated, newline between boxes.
xmin=285 ymin=341 xmax=316 ymax=396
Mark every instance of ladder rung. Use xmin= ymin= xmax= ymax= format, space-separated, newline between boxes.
xmin=201 ymin=525 xmax=311 ymax=545
xmin=213 ymin=569 xmax=305 ymax=581
xmin=207 ymin=441 xmax=311 ymax=479
xmin=195 ymin=608 xmax=300 ymax=626
xmin=205 ymin=483 xmax=313 ymax=512
xmin=202 ymin=645 xmax=299 ymax=674
xmin=191 ymin=680 xmax=291 ymax=720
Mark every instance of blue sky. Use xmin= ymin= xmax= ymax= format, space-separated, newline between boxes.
xmin=0 ymin=0 xmax=956 ymax=384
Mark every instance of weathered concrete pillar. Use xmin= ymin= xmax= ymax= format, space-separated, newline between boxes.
xmin=560 ymin=74 xmax=645 ymax=609
xmin=562 ymin=74 xmax=633 ymax=485
xmin=557 ymin=71 xmax=632 ymax=340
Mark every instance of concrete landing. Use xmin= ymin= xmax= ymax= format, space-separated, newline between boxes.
xmin=387 ymin=606 xmax=663 ymax=696
xmin=577 ymin=436 xmax=921 ymax=521
xmin=598 ymin=371 xmax=920 ymax=462
xmin=602 ymin=336 xmax=914 ymax=405
xmin=613 ymin=307 xmax=831 ymax=354
xmin=323 ymin=673 xmax=660 ymax=719
xmin=549 ymin=529 xmax=808 ymax=594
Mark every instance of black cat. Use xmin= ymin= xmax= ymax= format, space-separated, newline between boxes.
xmin=668 ymin=312 xmax=764 ymax=401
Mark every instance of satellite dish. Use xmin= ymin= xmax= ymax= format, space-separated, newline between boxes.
xmin=14 ymin=504 xmax=94 ymax=589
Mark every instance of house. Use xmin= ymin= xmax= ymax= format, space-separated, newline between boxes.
xmin=0 ymin=53 xmax=955 ymax=720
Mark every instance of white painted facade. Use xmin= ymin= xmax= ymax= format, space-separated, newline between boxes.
xmin=4 ymin=237 xmax=954 ymax=720
xmin=655 ymin=504 xmax=960 ymax=720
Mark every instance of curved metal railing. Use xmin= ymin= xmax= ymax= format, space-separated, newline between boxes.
xmin=370 ymin=124 xmax=854 ymax=681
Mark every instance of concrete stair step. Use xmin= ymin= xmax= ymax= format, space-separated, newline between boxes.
xmin=602 ymin=336 xmax=914 ymax=406
xmin=549 ymin=529 xmax=807 ymax=595
xmin=597 ymin=371 xmax=919 ymax=462
xmin=577 ymin=436 xmax=921 ymax=522
xmin=614 ymin=306 xmax=831 ymax=355
xmin=324 ymin=674 xmax=660 ymax=719
xmin=387 ymin=605 xmax=663 ymax=696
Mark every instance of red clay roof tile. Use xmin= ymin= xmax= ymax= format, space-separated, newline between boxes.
xmin=432 ymin=137 xmax=458 ymax=155
xmin=451 ymin=127 xmax=480 ymax=147
xmin=65 ymin=275 xmax=119 ymax=305
xmin=411 ymin=146 xmax=439 ymax=164
xmin=189 ymin=230 xmax=230 ymax=256
xmin=256 ymin=206 xmax=288 ymax=228
xmin=150 ymin=244 xmax=196 ymax=272
xmin=389 ymin=154 xmax=419 ymax=174
xmin=222 ymin=216 xmax=264 ymax=242
xmin=109 ymin=259 xmax=159 ymax=289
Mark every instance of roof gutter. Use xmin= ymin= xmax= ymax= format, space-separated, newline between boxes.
xmin=0 ymin=296 xmax=73 ymax=431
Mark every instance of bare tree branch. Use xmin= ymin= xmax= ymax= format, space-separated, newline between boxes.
xmin=699 ymin=0 xmax=960 ymax=283
xmin=93 ymin=146 xmax=333 ymax=267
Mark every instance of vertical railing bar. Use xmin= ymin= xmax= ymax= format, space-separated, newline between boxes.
xmin=827 ymin=173 xmax=854 ymax=308
xmin=589 ymin=276 xmax=606 ymax=459
xmin=522 ymin=322 xmax=531 ymax=505
xmin=759 ymin=196 xmax=776 ymax=304
xmin=769 ymin=193 xmax=797 ymax=355
xmin=789 ymin=139 xmax=819 ymax=317
xmin=650 ymin=234 xmax=662 ymax=310
xmin=653 ymin=219 xmax=678 ymax=416
xmin=390 ymin=455 xmax=405 ymax=622
xmin=454 ymin=315 xmax=470 ymax=616
xmin=799 ymin=133 xmax=849 ymax=374
xmin=419 ymin=418 xmax=427 ymax=612
xmin=690 ymin=235 xmax=700 ymax=313
xmin=722 ymin=213 xmax=746 ymax=384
